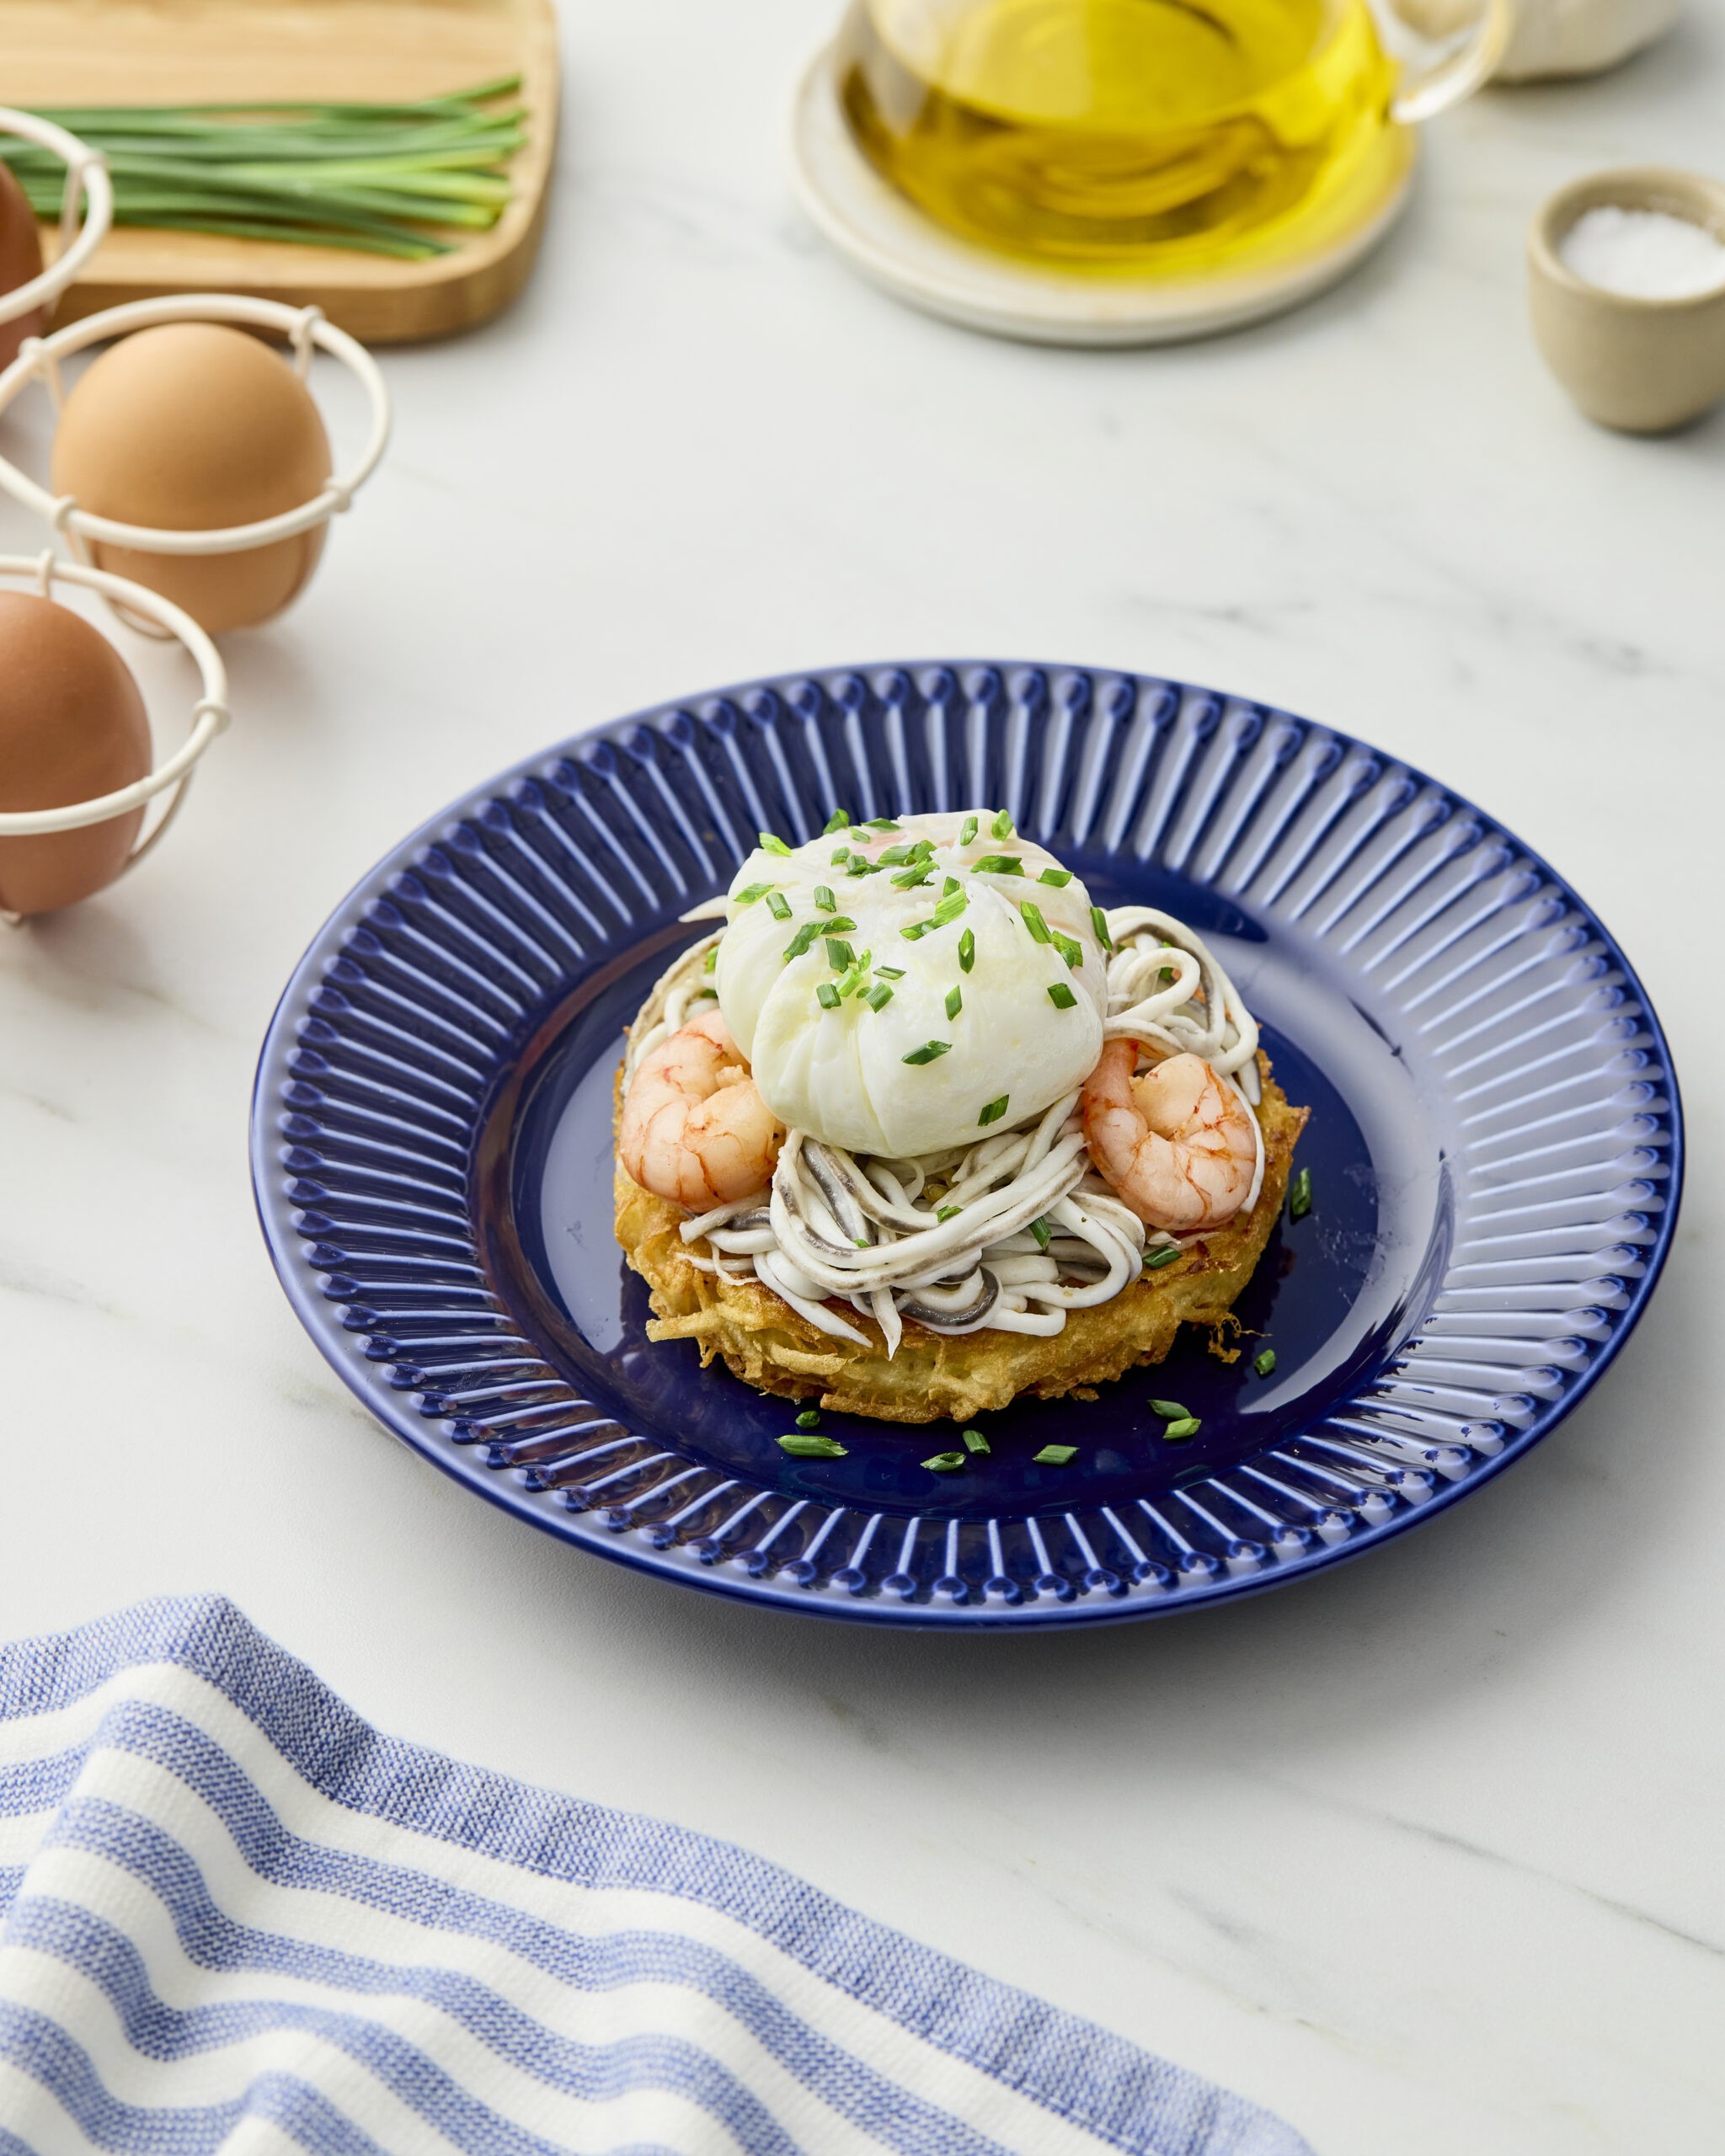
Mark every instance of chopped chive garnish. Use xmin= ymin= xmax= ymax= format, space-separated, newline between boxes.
xmin=1029 ymin=1215 xmax=1051 ymax=1251
xmin=959 ymin=814 xmax=979 ymax=846
xmin=814 ymin=884 xmax=836 ymax=912
xmin=874 ymin=965 xmax=905 ymax=979
xmin=900 ymin=921 xmax=928 ymax=941
xmin=1019 ymin=901 xmax=1051 ymax=944
xmin=1160 ymin=966 xmax=1176 ymax=985
xmin=796 ymin=1407 xmax=822 ymax=1429
xmin=759 ymin=832 xmax=792 ymax=857
xmin=867 ymin=818 xmax=900 ymax=830
xmin=1254 ymin=1348 xmax=1277 ymax=1377
xmin=978 ymin=1094 xmax=1009 ymax=1125
xmin=1162 ymin=1417 xmax=1202 ymax=1444
xmin=922 ymin=1452 xmax=966 ymax=1473
xmin=1053 ymin=931 xmax=1083 ymax=970
xmin=830 ymin=848 xmax=851 ymax=864
xmin=703 ymin=947 xmax=718 ymax=974
xmin=991 ymin=808 xmax=1014 ymax=839
xmin=892 ymin=865 xmax=934 ymax=889
xmin=854 ymin=1237 xmax=871 ymax=1249
xmin=1145 ymin=1245 xmax=1180 ymax=1269
xmin=823 ymin=809 xmax=851 ymax=834
xmin=1047 ymin=982 xmax=1078 ymax=1010
xmin=816 ymin=981 xmax=841 ymax=1010
xmin=1033 ymin=1444 xmax=1076 ymax=1466
xmin=876 ymin=842 xmax=916 ymax=867
xmin=1090 ymin=905 xmax=1114 ymax=952
xmin=930 ymin=891 xmax=968 ymax=928
xmin=903 ymin=1040 xmax=952 ymax=1065
xmin=1150 ymin=1399 xmax=1188 ymax=1420
xmin=782 ymin=921 xmax=823 ymax=960
xmin=845 ymin=856 xmax=873 ymax=877
xmin=942 ymin=875 xmax=960 ymax=896
xmin=836 ymin=950 xmax=874 ymax=997
xmin=961 ymin=1427 xmax=990 ymax=1454
xmin=958 ymin=928 xmax=975 ymax=973
xmin=864 ymin=983 xmax=895 ymax=1012
xmin=765 ymin=891 xmax=792 ymax=921
xmin=945 ymin=985 xmax=962 ymax=1020
xmin=777 ymin=1433 xmax=846 ymax=1458
xmin=973 ymin=854 xmax=1024 ymax=875
xmin=1290 ymin=1167 xmax=1313 ymax=1220
xmin=937 ymin=1204 xmax=961 ymax=1222
xmin=1038 ymin=867 xmax=1073 ymax=887
xmin=734 ymin=881 xmax=774 ymax=905
xmin=825 ymin=937 xmax=856 ymax=970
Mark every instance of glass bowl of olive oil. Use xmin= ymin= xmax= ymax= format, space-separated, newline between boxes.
xmin=833 ymin=0 xmax=1506 ymax=281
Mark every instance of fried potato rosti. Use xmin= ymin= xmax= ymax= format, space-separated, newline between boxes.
xmin=614 ymin=1059 xmax=1307 ymax=1426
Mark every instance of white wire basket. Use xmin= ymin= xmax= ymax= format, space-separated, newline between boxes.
xmin=0 ymin=550 xmax=230 ymax=923
xmin=0 ymin=106 xmax=114 ymax=329
xmin=0 ymin=294 xmax=391 ymax=616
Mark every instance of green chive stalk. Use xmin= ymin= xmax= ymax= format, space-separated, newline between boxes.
xmin=0 ymin=77 xmax=526 ymax=260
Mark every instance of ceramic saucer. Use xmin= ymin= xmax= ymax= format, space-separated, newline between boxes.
xmin=788 ymin=44 xmax=1418 ymax=346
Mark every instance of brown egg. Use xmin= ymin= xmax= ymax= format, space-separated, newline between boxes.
xmin=0 ymin=592 xmax=152 ymax=916
xmin=51 ymin=323 xmax=333 ymax=635
xmin=0 ymin=163 xmax=45 ymax=373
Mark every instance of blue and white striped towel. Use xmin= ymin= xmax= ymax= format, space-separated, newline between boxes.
xmin=0 ymin=1597 xmax=1309 ymax=2155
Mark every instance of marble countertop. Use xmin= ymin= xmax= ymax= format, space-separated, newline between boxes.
xmin=3 ymin=4 xmax=1722 ymax=2150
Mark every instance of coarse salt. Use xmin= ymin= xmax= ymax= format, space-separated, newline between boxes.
xmin=1559 ymin=205 xmax=1725 ymax=301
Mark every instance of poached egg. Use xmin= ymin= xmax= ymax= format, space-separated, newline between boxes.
xmin=715 ymin=810 xmax=1107 ymax=1156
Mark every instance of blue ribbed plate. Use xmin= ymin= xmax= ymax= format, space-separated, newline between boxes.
xmin=252 ymin=664 xmax=1683 ymax=1626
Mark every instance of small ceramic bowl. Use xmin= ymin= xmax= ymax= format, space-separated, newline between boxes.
xmin=1529 ymin=166 xmax=1725 ymax=433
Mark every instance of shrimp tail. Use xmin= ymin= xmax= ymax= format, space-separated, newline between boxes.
xmin=1081 ymin=1040 xmax=1258 ymax=1235
xmin=620 ymin=1004 xmax=782 ymax=1209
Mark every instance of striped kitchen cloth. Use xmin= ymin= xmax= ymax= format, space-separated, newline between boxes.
xmin=0 ymin=1597 xmax=1309 ymax=2154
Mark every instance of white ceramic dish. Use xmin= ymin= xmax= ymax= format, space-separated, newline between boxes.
xmin=788 ymin=44 xmax=1418 ymax=349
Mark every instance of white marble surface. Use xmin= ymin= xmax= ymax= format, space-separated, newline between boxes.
xmin=3 ymin=5 xmax=1723 ymax=2151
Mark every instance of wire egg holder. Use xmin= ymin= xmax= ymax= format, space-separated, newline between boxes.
xmin=0 ymin=550 xmax=229 ymax=926
xmin=0 ymin=105 xmax=115 ymax=339
xmin=0 ymin=289 xmax=388 ymax=919
xmin=0 ymin=291 xmax=392 ymax=638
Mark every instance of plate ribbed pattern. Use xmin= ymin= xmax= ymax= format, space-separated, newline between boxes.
xmin=255 ymin=665 xmax=1680 ymax=1625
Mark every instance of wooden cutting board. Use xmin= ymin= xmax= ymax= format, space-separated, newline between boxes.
xmin=3 ymin=0 xmax=559 ymax=344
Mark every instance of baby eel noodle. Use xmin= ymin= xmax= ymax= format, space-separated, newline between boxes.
xmin=622 ymin=907 xmax=1266 ymax=1350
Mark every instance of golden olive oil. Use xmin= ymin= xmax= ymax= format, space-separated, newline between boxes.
xmin=837 ymin=0 xmax=1402 ymax=275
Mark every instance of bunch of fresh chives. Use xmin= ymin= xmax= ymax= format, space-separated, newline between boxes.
xmin=0 ymin=77 xmax=526 ymax=260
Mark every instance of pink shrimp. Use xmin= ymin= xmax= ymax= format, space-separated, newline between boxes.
xmin=619 ymin=1005 xmax=782 ymax=1210
xmin=1081 ymin=1040 xmax=1257 ymax=1235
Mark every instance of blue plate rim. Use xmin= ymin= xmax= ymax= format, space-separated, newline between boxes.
xmin=250 ymin=659 xmax=1686 ymax=1628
